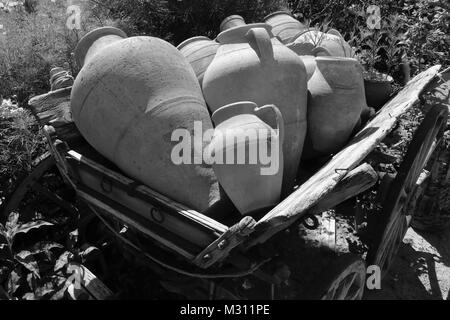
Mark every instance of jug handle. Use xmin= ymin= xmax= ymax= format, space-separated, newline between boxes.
xmin=312 ymin=46 xmax=331 ymax=56
xmin=245 ymin=28 xmax=274 ymax=63
xmin=255 ymin=104 xmax=285 ymax=144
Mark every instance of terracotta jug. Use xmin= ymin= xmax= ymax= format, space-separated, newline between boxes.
xmin=264 ymin=11 xmax=306 ymax=44
xmin=220 ymin=15 xmax=246 ymax=31
xmin=177 ymin=36 xmax=219 ymax=85
xmin=286 ymin=42 xmax=331 ymax=80
xmin=293 ymin=29 xmax=352 ymax=57
xmin=304 ymin=57 xmax=367 ymax=158
xmin=207 ymin=101 xmax=284 ymax=214
xmin=202 ymin=23 xmax=308 ymax=196
xmin=71 ymin=27 xmax=220 ymax=212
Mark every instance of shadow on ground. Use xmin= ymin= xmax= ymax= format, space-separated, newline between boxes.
xmin=364 ymin=225 xmax=450 ymax=300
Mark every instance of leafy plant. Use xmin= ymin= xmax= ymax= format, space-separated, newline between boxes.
xmin=0 ymin=210 xmax=103 ymax=300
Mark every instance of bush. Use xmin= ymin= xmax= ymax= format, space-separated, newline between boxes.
xmin=97 ymin=0 xmax=288 ymax=44
xmin=0 ymin=0 xmax=113 ymax=105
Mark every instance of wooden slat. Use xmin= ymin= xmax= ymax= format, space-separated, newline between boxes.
xmin=66 ymin=150 xmax=228 ymax=234
xmin=67 ymin=263 xmax=113 ymax=300
xmin=193 ymin=216 xmax=256 ymax=268
xmin=28 ymin=87 xmax=72 ymax=124
xmin=310 ymin=163 xmax=378 ymax=214
xmin=28 ymin=87 xmax=82 ymax=143
xmin=244 ymin=65 xmax=441 ymax=249
xmin=78 ymin=190 xmax=197 ymax=261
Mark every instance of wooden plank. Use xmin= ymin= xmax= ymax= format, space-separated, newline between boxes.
xmin=28 ymin=87 xmax=72 ymax=124
xmin=243 ymin=65 xmax=441 ymax=249
xmin=66 ymin=150 xmax=228 ymax=235
xmin=193 ymin=216 xmax=256 ymax=268
xmin=79 ymin=265 xmax=113 ymax=300
xmin=78 ymin=190 xmax=197 ymax=261
xmin=310 ymin=163 xmax=378 ymax=214
xmin=66 ymin=263 xmax=113 ymax=300
xmin=28 ymin=86 xmax=82 ymax=143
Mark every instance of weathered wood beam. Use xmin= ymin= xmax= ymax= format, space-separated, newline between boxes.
xmin=243 ymin=65 xmax=442 ymax=249
xmin=310 ymin=163 xmax=378 ymax=214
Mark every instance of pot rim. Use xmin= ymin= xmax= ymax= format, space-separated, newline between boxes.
xmin=177 ymin=36 xmax=213 ymax=50
xmin=216 ymin=23 xmax=273 ymax=43
xmin=315 ymin=56 xmax=359 ymax=63
xmin=75 ymin=27 xmax=127 ymax=67
xmin=264 ymin=10 xmax=294 ymax=21
xmin=219 ymin=15 xmax=246 ymax=31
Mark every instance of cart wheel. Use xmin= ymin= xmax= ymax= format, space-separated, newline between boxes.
xmin=310 ymin=254 xmax=366 ymax=300
xmin=367 ymin=105 xmax=448 ymax=276
xmin=1 ymin=152 xmax=77 ymax=219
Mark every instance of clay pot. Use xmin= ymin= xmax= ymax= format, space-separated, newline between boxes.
xmin=286 ymin=43 xmax=334 ymax=80
xmin=202 ymin=23 xmax=308 ymax=196
xmin=220 ymin=15 xmax=246 ymax=31
xmin=304 ymin=57 xmax=367 ymax=158
xmin=71 ymin=27 xmax=220 ymax=212
xmin=177 ymin=36 xmax=219 ymax=85
xmin=264 ymin=11 xmax=306 ymax=44
xmin=364 ymin=76 xmax=394 ymax=110
xmin=292 ymin=29 xmax=352 ymax=57
xmin=207 ymin=101 xmax=284 ymax=214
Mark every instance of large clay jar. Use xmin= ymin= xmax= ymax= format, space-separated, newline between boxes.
xmin=304 ymin=57 xmax=367 ymax=158
xmin=264 ymin=11 xmax=306 ymax=44
xmin=71 ymin=27 xmax=220 ymax=212
xmin=293 ymin=29 xmax=352 ymax=57
xmin=286 ymin=42 xmax=330 ymax=80
xmin=177 ymin=36 xmax=219 ymax=85
xmin=202 ymin=23 xmax=308 ymax=196
xmin=220 ymin=15 xmax=246 ymax=31
xmin=207 ymin=102 xmax=284 ymax=214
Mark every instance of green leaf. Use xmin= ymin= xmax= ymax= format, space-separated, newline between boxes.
xmin=7 ymin=269 xmax=22 ymax=295
xmin=0 ymin=223 xmax=6 ymax=237
xmin=15 ymin=220 xmax=53 ymax=236
xmin=15 ymin=250 xmax=40 ymax=278
xmin=32 ymin=241 xmax=64 ymax=260
xmin=54 ymin=251 xmax=73 ymax=272
xmin=22 ymin=292 xmax=37 ymax=300
xmin=6 ymin=212 xmax=19 ymax=230
xmin=80 ymin=246 xmax=100 ymax=263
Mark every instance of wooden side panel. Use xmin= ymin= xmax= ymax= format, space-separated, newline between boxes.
xmin=244 ymin=65 xmax=441 ymax=249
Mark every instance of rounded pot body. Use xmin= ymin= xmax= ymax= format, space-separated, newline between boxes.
xmin=305 ymin=57 xmax=366 ymax=158
xmin=293 ymin=29 xmax=352 ymax=57
xmin=177 ymin=36 xmax=219 ymax=85
xmin=202 ymin=23 xmax=308 ymax=196
xmin=364 ymin=78 xmax=393 ymax=110
xmin=71 ymin=27 xmax=220 ymax=212
xmin=208 ymin=102 xmax=284 ymax=214
xmin=264 ymin=11 xmax=306 ymax=44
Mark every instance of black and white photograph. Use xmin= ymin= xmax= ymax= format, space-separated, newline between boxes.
xmin=0 ymin=0 xmax=449 ymax=307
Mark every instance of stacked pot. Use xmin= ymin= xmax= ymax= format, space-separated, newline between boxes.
xmin=71 ymin=12 xmax=368 ymax=219
xmin=263 ymin=11 xmax=367 ymax=159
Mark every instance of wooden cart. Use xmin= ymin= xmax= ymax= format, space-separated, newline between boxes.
xmin=6 ymin=65 xmax=449 ymax=300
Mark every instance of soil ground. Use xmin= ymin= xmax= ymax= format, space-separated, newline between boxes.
xmin=364 ymin=225 xmax=450 ymax=300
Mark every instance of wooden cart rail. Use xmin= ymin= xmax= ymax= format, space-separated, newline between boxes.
xmin=243 ymin=65 xmax=442 ymax=248
xmin=28 ymin=65 xmax=441 ymax=269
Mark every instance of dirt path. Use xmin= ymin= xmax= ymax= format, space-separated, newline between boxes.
xmin=364 ymin=225 xmax=450 ymax=300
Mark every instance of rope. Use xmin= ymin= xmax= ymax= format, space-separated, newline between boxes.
xmin=87 ymin=204 xmax=270 ymax=279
